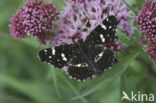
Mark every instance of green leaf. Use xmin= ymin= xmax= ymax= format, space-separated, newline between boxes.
xmin=0 ymin=74 xmax=62 ymax=103
xmin=49 ymin=0 xmax=65 ymax=11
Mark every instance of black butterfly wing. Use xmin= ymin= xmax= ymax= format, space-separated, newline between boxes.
xmin=68 ymin=45 xmax=115 ymax=81
xmin=85 ymin=15 xmax=119 ymax=45
xmin=93 ymin=45 xmax=115 ymax=72
xmin=38 ymin=44 xmax=78 ymax=68
xmin=68 ymin=51 xmax=94 ymax=81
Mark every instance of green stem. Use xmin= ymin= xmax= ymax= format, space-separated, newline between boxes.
xmin=50 ymin=68 xmax=62 ymax=99
xmin=122 ymin=0 xmax=138 ymax=16
xmin=120 ymin=74 xmax=124 ymax=103
xmin=107 ymin=7 xmax=110 ymax=16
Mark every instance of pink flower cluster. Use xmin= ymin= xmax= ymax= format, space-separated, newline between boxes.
xmin=137 ymin=0 xmax=156 ymax=62
xmin=9 ymin=0 xmax=59 ymax=45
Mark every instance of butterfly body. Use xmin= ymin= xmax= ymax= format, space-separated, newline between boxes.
xmin=38 ymin=15 xmax=119 ymax=81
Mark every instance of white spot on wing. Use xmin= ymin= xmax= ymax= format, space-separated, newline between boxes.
xmin=100 ymin=34 xmax=105 ymax=42
xmin=99 ymin=53 xmax=103 ymax=57
xmin=63 ymin=57 xmax=67 ymax=61
xmin=94 ymin=52 xmax=104 ymax=62
xmin=44 ymin=50 xmax=47 ymax=52
xmin=71 ymin=63 xmax=88 ymax=67
xmin=52 ymin=47 xmax=56 ymax=55
xmin=106 ymin=18 xmax=109 ymax=21
xmin=77 ymin=64 xmax=81 ymax=67
xmin=100 ymin=23 xmax=107 ymax=30
xmin=82 ymin=63 xmax=88 ymax=67
xmin=74 ymin=64 xmax=81 ymax=67
xmin=61 ymin=53 xmax=67 ymax=61
xmin=44 ymin=50 xmax=47 ymax=55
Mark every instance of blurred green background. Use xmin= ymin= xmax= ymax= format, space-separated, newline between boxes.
xmin=0 ymin=0 xmax=155 ymax=103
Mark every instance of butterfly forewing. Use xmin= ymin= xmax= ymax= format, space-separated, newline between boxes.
xmin=38 ymin=44 xmax=78 ymax=68
xmin=85 ymin=15 xmax=119 ymax=45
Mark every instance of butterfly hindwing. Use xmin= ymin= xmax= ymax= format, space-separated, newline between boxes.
xmin=68 ymin=52 xmax=94 ymax=81
xmin=93 ymin=45 xmax=115 ymax=72
xmin=68 ymin=45 xmax=115 ymax=81
xmin=38 ymin=44 xmax=78 ymax=68
xmin=85 ymin=15 xmax=119 ymax=45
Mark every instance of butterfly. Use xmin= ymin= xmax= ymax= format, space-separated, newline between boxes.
xmin=38 ymin=15 xmax=119 ymax=81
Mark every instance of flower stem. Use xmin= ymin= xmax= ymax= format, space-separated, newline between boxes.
xmin=122 ymin=0 xmax=138 ymax=16
xmin=50 ymin=68 xmax=62 ymax=99
xmin=107 ymin=7 xmax=110 ymax=16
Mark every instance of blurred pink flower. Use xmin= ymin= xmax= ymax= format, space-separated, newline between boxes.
xmin=10 ymin=11 xmax=27 ymax=39
xmin=137 ymin=0 xmax=156 ymax=62
xmin=9 ymin=0 xmax=59 ymax=45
